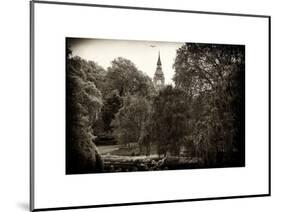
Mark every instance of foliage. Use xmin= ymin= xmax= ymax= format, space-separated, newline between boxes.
xmin=99 ymin=57 xmax=155 ymax=135
xmin=112 ymin=95 xmax=151 ymax=148
xmin=150 ymin=86 xmax=190 ymax=156
xmin=101 ymin=91 xmax=122 ymax=132
xmin=173 ymin=43 xmax=245 ymax=165
xmin=104 ymin=57 xmax=156 ymax=98
xmin=66 ymin=55 xmax=104 ymax=174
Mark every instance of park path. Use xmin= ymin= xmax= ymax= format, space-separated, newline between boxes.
xmin=96 ymin=145 xmax=121 ymax=155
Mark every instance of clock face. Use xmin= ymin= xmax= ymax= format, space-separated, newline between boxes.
xmin=156 ymin=80 xmax=162 ymax=85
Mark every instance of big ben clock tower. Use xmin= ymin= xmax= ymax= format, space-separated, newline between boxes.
xmin=153 ymin=51 xmax=165 ymax=90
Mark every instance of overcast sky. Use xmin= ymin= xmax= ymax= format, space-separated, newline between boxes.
xmin=67 ymin=38 xmax=184 ymax=85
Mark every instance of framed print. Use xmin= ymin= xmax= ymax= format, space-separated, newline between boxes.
xmin=30 ymin=0 xmax=271 ymax=211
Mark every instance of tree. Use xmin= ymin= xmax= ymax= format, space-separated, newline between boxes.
xmin=100 ymin=57 xmax=155 ymax=135
xmin=66 ymin=55 xmax=104 ymax=174
xmin=101 ymin=91 xmax=122 ymax=132
xmin=173 ymin=43 xmax=245 ymax=166
xmin=150 ymin=86 xmax=190 ymax=156
xmin=67 ymin=56 xmax=106 ymax=92
xmin=112 ymin=95 xmax=151 ymax=152
xmin=104 ymin=57 xmax=156 ymax=98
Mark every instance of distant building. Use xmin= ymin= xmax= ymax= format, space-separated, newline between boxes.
xmin=153 ymin=51 xmax=165 ymax=90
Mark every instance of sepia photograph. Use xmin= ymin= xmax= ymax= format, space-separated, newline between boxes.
xmin=65 ymin=38 xmax=245 ymax=174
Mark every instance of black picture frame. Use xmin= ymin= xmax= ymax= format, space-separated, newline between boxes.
xmin=30 ymin=1 xmax=271 ymax=211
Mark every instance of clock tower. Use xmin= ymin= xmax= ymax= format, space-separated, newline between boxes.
xmin=153 ymin=51 xmax=165 ymax=90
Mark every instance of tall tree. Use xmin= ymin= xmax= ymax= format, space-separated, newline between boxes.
xmin=173 ymin=43 xmax=245 ymax=166
xmin=100 ymin=57 xmax=155 ymax=134
xmin=150 ymin=86 xmax=189 ymax=156
xmin=66 ymin=55 xmax=104 ymax=174
xmin=112 ymin=95 xmax=151 ymax=150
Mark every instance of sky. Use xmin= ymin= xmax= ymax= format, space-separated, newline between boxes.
xmin=67 ymin=38 xmax=184 ymax=85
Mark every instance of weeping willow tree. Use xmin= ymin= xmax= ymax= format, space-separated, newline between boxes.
xmin=173 ymin=43 xmax=245 ymax=166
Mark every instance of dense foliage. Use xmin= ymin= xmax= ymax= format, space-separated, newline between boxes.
xmin=66 ymin=54 xmax=104 ymax=174
xmin=150 ymin=86 xmax=189 ymax=156
xmin=173 ymin=43 xmax=245 ymax=166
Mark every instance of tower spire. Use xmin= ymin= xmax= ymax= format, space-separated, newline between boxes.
xmin=157 ymin=51 xmax=161 ymax=66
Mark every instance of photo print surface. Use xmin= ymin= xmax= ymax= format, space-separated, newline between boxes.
xmin=66 ymin=38 xmax=245 ymax=174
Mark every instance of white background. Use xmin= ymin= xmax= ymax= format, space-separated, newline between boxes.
xmin=0 ymin=0 xmax=280 ymax=212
